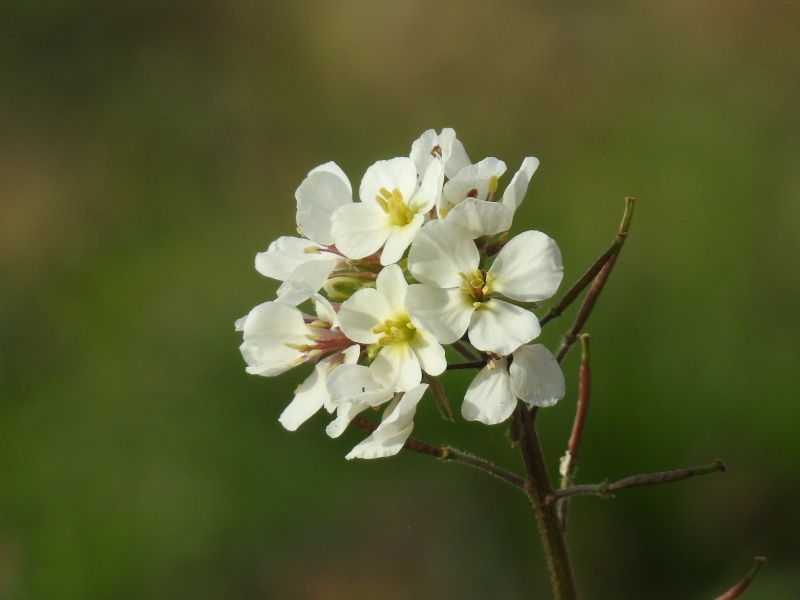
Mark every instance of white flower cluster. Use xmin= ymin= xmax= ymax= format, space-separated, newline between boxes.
xmin=237 ymin=129 xmax=566 ymax=459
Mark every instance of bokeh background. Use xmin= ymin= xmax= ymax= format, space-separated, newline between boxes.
xmin=1 ymin=1 xmax=799 ymax=598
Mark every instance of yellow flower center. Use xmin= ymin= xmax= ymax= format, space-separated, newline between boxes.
xmin=371 ymin=316 xmax=416 ymax=346
xmin=375 ymin=188 xmax=414 ymax=226
xmin=460 ymin=269 xmax=494 ymax=307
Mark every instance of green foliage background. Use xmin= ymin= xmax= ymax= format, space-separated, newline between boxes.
xmin=1 ymin=2 xmax=799 ymax=598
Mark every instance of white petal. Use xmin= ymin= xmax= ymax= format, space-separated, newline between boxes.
xmin=501 ymin=157 xmax=539 ymax=212
xmin=238 ymin=302 xmax=308 ymax=376
xmin=374 ymin=264 xmax=409 ymax=316
xmin=462 ymin=359 xmax=517 ymax=425
xmin=337 ymin=288 xmax=388 ymax=344
xmin=325 ymin=363 xmax=394 ymax=438
xmin=407 ymin=219 xmax=479 ymax=288
xmin=445 ymin=198 xmax=514 ymax=238
xmin=346 ymin=385 xmax=427 ymax=459
xmin=406 ymin=285 xmax=473 ymax=345
xmin=313 ymin=294 xmax=339 ymax=328
xmin=380 ymin=213 xmax=425 ymax=266
xmin=326 ymin=398 xmax=374 ymax=439
xmin=510 ymin=344 xmax=565 ymax=408
xmin=275 ymin=258 xmax=339 ymax=305
xmin=295 ymin=170 xmax=353 ymax=245
xmin=489 ymin=231 xmax=564 ymax=302
xmin=408 ymin=328 xmax=447 ymax=376
xmin=442 ymin=157 xmax=506 ymax=207
xmin=408 ymin=158 xmax=443 ymax=214
xmin=438 ymin=128 xmax=471 ymax=179
xmin=330 ymin=203 xmax=390 ymax=259
xmin=327 ymin=363 xmax=393 ymax=407
xmin=359 ymin=157 xmax=418 ymax=206
xmin=308 ymin=161 xmax=352 ymax=196
xmin=371 ymin=342 xmax=422 ymax=392
xmin=468 ymin=299 xmax=540 ymax=356
xmin=409 ymin=129 xmax=438 ymax=177
xmin=255 ymin=236 xmax=325 ymax=281
xmin=278 ymin=357 xmax=332 ymax=431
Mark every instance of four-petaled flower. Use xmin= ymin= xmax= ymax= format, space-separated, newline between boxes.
xmin=331 ymin=157 xmax=443 ymax=266
xmin=406 ymin=219 xmax=563 ymax=356
xmin=337 ymin=264 xmax=446 ymax=392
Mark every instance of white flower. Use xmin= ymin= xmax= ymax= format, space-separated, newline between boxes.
xmin=337 ymin=264 xmax=446 ymax=391
xmin=406 ymin=220 xmax=563 ymax=356
xmin=346 ymin=385 xmax=428 ymax=459
xmin=255 ymin=162 xmax=353 ymax=304
xmin=279 ymin=345 xmax=360 ymax=431
xmin=236 ymin=295 xmax=358 ymax=430
xmin=410 ymin=127 xmax=471 ymax=180
xmin=438 ymin=156 xmax=540 ymax=238
xmin=324 ymin=364 xmax=428 ymax=459
xmin=330 ymin=157 xmax=443 ymax=266
xmin=462 ymin=344 xmax=565 ymax=425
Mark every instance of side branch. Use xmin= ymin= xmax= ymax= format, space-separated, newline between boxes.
xmin=349 ymin=415 xmax=526 ymax=490
xmin=558 ymin=334 xmax=592 ymax=530
xmin=547 ymin=460 xmax=727 ymax=503
xmin=441 ymin=447 xmax=527 ymax=491
xmin=541 ymin=196 xmax=635 ymax=329
xmin=713 ymin=557 xmax=767 ymax=600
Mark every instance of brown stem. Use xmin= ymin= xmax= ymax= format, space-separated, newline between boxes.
xmin=445 ymin=359 xmax=487 ymax=371
xmin=441 ymin=447 xmax=526 ymax=491
xmin=423 ymin=373 xmax=453 ymax=421
xmin=516 ymin=405 xmax=579 ymax=600
xmin=349 ymin=415 xmax=525 ymax=489
xmin=558 ymin=334 xmax=592 ymax=530
xmin=554 ymin=251 xmax=614 ymax=363
xmin=547 ymin=460 xmax=727 ymax=503
xmin=713 ymin=557 xmax=767 ymax=600
xmin=541 ymin=197 xmax=635 ymax=329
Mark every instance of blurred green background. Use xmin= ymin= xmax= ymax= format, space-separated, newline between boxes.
xmin=1 ymin=1 xmax=798 ymax=598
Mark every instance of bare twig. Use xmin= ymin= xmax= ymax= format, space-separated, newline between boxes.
xmin=441 ymin=447 xmax=526 ymax=491
xmin=713 ymin=557 xmax=767 ymax=600
xmin=452 ymin=339 xmax=481 ymax=361
xmin=558 ymin=334 xmax=591 ymax=530
xmin=423 ymin=373 xmax=453 ymax=421
xmin=445 ymin=359 xmax=487 ymax=371
xmin=548 ymin=460 xmax=727 ymax=503
xmin=349 ymin=415 xmax=525 ymax=490
xmin=541 ymin=196 xmax=635 ymax=329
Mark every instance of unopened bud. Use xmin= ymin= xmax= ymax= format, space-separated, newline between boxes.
xmin=324 ymin=276 xmax=367 ymax=302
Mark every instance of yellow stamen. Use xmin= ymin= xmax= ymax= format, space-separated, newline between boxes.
xmin=374 ymin=187 xmax=414 ymax=226
xmin=371 ymin=317 xmax=416 ymax=345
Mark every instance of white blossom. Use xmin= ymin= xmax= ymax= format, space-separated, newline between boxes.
xmin=324 ymin=364 xmax=428 ymax=459
xmin=410 ymin=127 xmax=471 ymax=180
xmin=236 ymin=295 xmax=358 ymax=430
xmin=330 ymin=157 xmax=443 ymax=266
xmin=255 ymin=162 xmax=353 ymax=304
xmin=461 ymin=344 xmax=565 ymax=425
xmin=337 ymin=264 xmax=446 ymax=391
xmin=438 ymin=156 xmax=540 ymax=238
xmin=406 ymin=220 xmax=563 ymax=356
